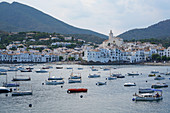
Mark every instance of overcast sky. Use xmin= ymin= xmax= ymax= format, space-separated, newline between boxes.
xmin=1 ymin=0 xmax=170 ymax=36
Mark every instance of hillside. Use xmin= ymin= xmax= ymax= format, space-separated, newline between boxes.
xmin=0 ymin=2 xmax=107 ymax=39
xmin=118 ymin=19 xmax=170 ymax=40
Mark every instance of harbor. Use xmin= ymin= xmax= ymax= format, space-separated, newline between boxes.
xmin=0 ymin=64 xmax=170 ymax=113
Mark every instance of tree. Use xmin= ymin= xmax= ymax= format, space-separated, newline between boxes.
xmin=59 ymin=56 xmax=63 ymax=61
xmin=162 ymin=56 xmax=167 ymax=61
xmin=152 ymin=54 xmax=160 ymax=61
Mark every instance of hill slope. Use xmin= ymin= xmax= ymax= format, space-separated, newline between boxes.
xmin=118 ymin=19 xmax=170 ymax=40
xmin=0 ymin=2 xmax=107 ymax=39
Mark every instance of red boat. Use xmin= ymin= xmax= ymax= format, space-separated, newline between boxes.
xmin=67 ymin=88 xmax=88 ymax=93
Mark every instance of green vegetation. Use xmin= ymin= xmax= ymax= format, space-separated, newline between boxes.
xmin=152 ymin=54 xmax=170 ymax=62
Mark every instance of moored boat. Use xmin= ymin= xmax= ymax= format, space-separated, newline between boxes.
xmin=67 ymin=88 xmax=88 ymax=93
xmin=96 ymin=82 xmax=107 ymax=86
xmin=12 ymin=76 xmax=31 ymax=81
xmin=132 ymin=89 xmax=163 ymax=101
xmin=151 ymin=83 xmax=168 ymax=88
xmin=35 ymin=69 xmax=48 ymax=73
xmin=0 ymin=87 xmax=12 ymax=93
xmin=106 ymin=76 xmax=117 ymax=80
xmin=48 ymin=76 xmax=63 ymax=80
xmin=69 ymin=72 xmax=81 ymax=79
xmin=88 ymin=74 xmax=100 ymax=78
xmin=151 ymin=70 xmax=159 ymax=74
xmin=124 ymin=82 xmax=136 ymax=86
xmin=127 ymin=72 xmax=139 ymax=76
xmin=154 ymin=75 xmax=165 ymax=80
xmin=139 ymin=88 xmax=154 ymax=93
xmin=148 ymin=74 xmax=156 ymax=77
xmin=12 ymin=90 xmax=33 ymax=96
xmin=0 ymin=72 xmax=7 ymax=75
xmin=45 ymin=80 xmax=64 ymax=85
xmin=68 ymin=79 xmax=81 ymax=83
xmin=3 ymin=83 xmax=20 ymax=87
xmin=56 ymin=67 xmax=63 ymax=69
xmin=20 ymin=69 xmax=32 ymax=72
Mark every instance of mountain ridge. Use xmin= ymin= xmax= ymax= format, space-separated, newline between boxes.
xmin=0 ymin=2 xmax=107 ymax=39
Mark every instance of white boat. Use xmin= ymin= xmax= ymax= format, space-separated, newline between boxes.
xmin=45 ymin=80 xmax=64 ymax=85
xmin=48 ymin=76 xmax=63 ymax=80
xmin=166 ymin=72 xmax=170 ymax=75
xmin=77 ymin=68 xmax=83 ymax=70
xmin=68 ymin=79 xmax=81 ymax=83
xmin=0 ymin=72 xmax=7 ymax=75
xmin=127 ymin=72 xmax=139 ymax=76
xmin=90 ymin=66 xmax=98 ymax=71
xmin=106 ymin=76 xmax=117 ymax=80
xmin=0 ymin=87 xmax=12 ymax=93
xmin=132 ymin=89 xmax=163 ymax=101
xmin=88 ymin=74 xmax=100 ymax=78
xmin=96 ymin=82 xmax=107 ymax=86
xmin=35 ymin=69 xmax=48 ymax=73
xmin=8 ymin=67 xmax=18 ymax=71
xmin=12 ymin=76 xmax=31 ymax=81
xmin=111 ymin=73 xmax=122 ymax=77
xmin=12 ymin=90 xmax=33 ymax=96
xmin=151 ymin=83 xmax=168 ymax=88
xmin=151 ymin=70 xmax=159 ymax=74
xmin=154 ymin=75 xmax=165 ymax=80
xmin=124 ymin=82 xmax=136 ymax=86
xmin=69 ymin=72 xmax=81 ymax=79
xmin=139 ymin=88 xmax=154 ymax=93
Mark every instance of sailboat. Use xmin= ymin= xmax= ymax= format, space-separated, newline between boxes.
xmin=12 ymin=71 xmax=31 ymax=81
xmin=3 ymin=74 xmax=20 ymax=87
xmin=12 ymin=88 xmax=33 ymax=96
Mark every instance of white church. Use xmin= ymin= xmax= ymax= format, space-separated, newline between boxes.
xmin=102 ymin=30 xmax=124 ymax=47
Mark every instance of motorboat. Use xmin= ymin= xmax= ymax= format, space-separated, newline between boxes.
xmin=103 ymin=68 xmax=110 ymax=71
xmin=151 ymin=83 xmax=168 ymax=88
xmin=154 ymin=75 xmax=165 ymax=80
xmin=96 ymin=82 xmax=107 ymax=86
xmin=12 ymin=90 xmax=33 ymax=96
xmin=0 ymin=72 xmax=7 ymax=75
xmin=111 ymin=73 xmax=121 ymax=77
xmin=88 ymin=74 xmax=100 ymax=78
xmin=106 ymin=76 xmax=117 ymax=80
xmin=0 ymin=68 xmax=7 ymax=72
xmin=66 ymin=67 xmax=73 ymax=69
xmin=42 ymin=66 xmax=53 ymax=69
xmin=68 ymin=79 xmax=81 ymax=83
xmin=35 ymin=69 xmax=48 ymax=73
xmin=3 ymin=83 xmax=20 ymax=87
xmin=127 ymin=72 xmax=139 ymax=76
xmin=151 ymin=70 xmax=159 ymax=74
xmin=124 ymin=82 xmax=136 ymax=86
xmin=117 ymin=75 xmax=125 ymax=78
xmin=26 ymin=67 xmax=34 ymax=70
xmin=165 ymin=72 xmax=170 ymax=75
xmin=17 ymin=67 xmax=24 ymax=71
xmin=67 ymin=88 xmax=88 ymax=93
xmin=77 ymin=68 xmax=83 ymax=70
xmin=45 ymin=80 xmax=64 ymax=85
xmin=132 ymin=89 xmax=163 ymax=101
xmin=0 ymin=87 xmax=12 ymax=93
xmin=8 ymin=67 xmax=18 ymax=71
xmin=69 ymin=72 xmax=81 ymax=79
xmin=12 ymin=76 xmax=31 ymax=81
xmin=48 ymin=76 xmax=63 ymax=80
xmin=148 ymin=74 xmax=156 ymax=77
xmin=139 ymin=88 xmax=154 ymax=93
xmin=56 ymin=67 xmax=63 ymax=69
xmin=90 ymin=66 xmax=98 ymax=71
xmin=20 ymin=69 xmax=32 ymax=72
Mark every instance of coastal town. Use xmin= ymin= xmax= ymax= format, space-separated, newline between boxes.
xmin=0 ymin=30 xmax=170 ymax=64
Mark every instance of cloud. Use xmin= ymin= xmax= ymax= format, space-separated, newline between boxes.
xmin=0 ymin=0 xmax=170 ymax=36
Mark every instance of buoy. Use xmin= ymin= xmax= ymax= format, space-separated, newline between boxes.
xmin=14 ymin=88 xmax=16 ymax=91
xmin=42 ymin=83 xmax=44 ymax=85
xmin=80 ymin=95 xmax=83 ymax=98
xmin=29 ymin=104 xmax=32 ymax=107
xmin=132 ymin=98 xmax=135 ymax=101
xmin=146 ymin=80 xmax=147 ymax=82
xmin=61 ymin=86 xmax=63 ymax=88
xmin=6 ymin=94 xmax=8 ymax=97
xmin=106 ymin=78 xmax=107 ymax=80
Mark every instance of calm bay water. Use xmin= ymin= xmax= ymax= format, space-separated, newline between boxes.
xmin=0 ymin=64 xmax=170 ymax=113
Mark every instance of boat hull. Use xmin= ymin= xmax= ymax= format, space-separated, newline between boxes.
xmin=67 ymin=88 xmax=88 ymax=93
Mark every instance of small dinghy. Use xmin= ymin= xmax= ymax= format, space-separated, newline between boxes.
xmin=96 ymin=82 xmax=107 ymax=86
